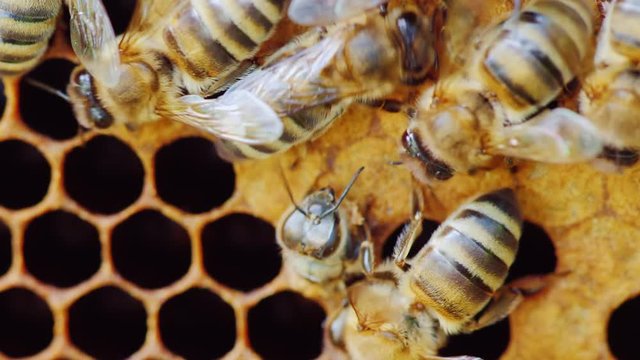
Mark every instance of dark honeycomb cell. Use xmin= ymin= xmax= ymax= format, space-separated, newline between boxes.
xmin=111 ymin=209 xmax=191 ymax=289
xmin=155 ymin=137 xmax=234 ymax=213
xmin=103 ymin=0 xmax=136 ymax=35
xmin=0 ymin=219 xmax=10 ymax=276
xmin=202 ymin=214 xmax=281 ymax=291
xmin=68 ymin=286 xmax=147 ymax=359
xmin=0 ymin=80 xmax=6 ymax=121
xmin=64 ymin=135 xmax=144 ymax=214
xmin=0 ymin=287 xmax=54 ymax=357
xmin=608 ymin=296 xmax=640 ymax=359
xmin=19 ymin=60 xmax=78 ymax=140
xmin=0 ymin=140 xmax=51 ymax=209
xmin=382 ymin=218 xmax=441 ymax=259
xmin=159 ymin=288 xmax=236 ymax=359
xmin=505 ymin=221 xmax=557 ymax=283
xmin=439 ymin=317 xmax=510 ymax=360
xmin=248 ymin=291 xmax=325 ymax=360
xmin=23 ymin=210 xmax=101 ymax=288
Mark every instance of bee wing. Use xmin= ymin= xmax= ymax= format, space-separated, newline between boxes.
xmin=226 ymin=30 xmax=366 ymax=114
xmin=169 ymin=91 xmax=284 ymax=144
xmin=68 ymin=0 xmax=122 ymax=86
xmin=488 ymin=108 xmax=603 ymax=163
xmin=288 ymin=0 xmax=386 ymax=25
xmin=118 ymin=0 xmax=189 ymax=52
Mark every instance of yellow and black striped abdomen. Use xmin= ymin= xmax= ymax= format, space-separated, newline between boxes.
xmin=408 ymin=188 xmax=523 ymax=328
xmin=163 ymin=0 xmax=286 ymax=83
xmin=0 ymin=0 xmax=61 ymax=76
xmin=482 ymin=0 xmax=594 ymax=122
xmin=610 ymin=0 xmax=640 ymax=60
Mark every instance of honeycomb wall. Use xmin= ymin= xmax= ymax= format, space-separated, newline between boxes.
xmin=0 ymin=1 xmax=638 ymax=359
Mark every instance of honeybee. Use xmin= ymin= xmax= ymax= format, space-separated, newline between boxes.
xmin=402 ymin=0 xmax=604 ymax=183
xmin=331 ymin=188 xmax=527 ymax=360
xmin=203 ymin=0 xmax=438 ymax=160
xmin=277 ymin=167 xmax=374 ymax=285
xmin=66 ymin=0 xmax=289 ymax=137
xmin=0 ymin=0 xmax=62 ymax=76
xmin=579 ymin=0 xmax=640 ymax=170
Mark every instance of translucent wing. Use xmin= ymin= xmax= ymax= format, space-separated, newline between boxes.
xmin=169 ymin=91 xmax=284 ymax=144
xmin=225 ymin=29 xmax=367 ymax=115
xmin=488 ymin=108 xmax=604 ymax=163
xmin=288 ymin=0 xmax=386 ymax=25
xmin=68 ymin=0 xmax=121 ymax=86
xmin=118 ymin=0 xmax=189 ymax=52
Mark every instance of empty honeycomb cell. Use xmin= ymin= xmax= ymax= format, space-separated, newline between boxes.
xmin=0 ymin=287 xmax=54 ymax=357
xmin=248 ymin=291 xmax=325 ymax=360
xmin=158 ymin=288 xmax=236 ymax=359
xmin=102 ymin=0 xmax=136 ymax=35
xmin=608 ymin=295 xmax=640 ymax=360
xmin=23 ymin=210 xmax=101 ymax=288
xmin=0 ymin=219 xmax=10 ymax=276
xmin=382 ymin=218 xmax=441 ymax=259
xmin=63 ymin=135 xmax=144 ymax=214
xmin=68 ymin=286 xmax=147 ymax=359
xmin=505 ymin=221 xmax=557 ymax=283
xmin=439 ymin=318 xmax=510 ymax=360
xmin=154 ymin=137 xmax=234 ymax=213
xmin=202 ymin=213 xmax=281 ymax=291
xmin=19 ymin=60 xmax=78 ymax=140
xmin=111 ymin=209 xmax=191 ymax=289
xmin=0 ymin=140 xmax=51 ymax=209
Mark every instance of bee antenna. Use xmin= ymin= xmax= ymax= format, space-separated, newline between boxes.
xmin=25 ymin=78 xmax=71 ymax=103
xmin=319 ymin=166 xmax=365 ymax=219
xmin=278 ymin=164 xmax=308 ymax=217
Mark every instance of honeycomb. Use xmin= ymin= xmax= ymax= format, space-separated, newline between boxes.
xmin=0 ymin=0 xmax=638 ymax=359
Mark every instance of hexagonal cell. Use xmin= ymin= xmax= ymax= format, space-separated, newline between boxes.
xmin=159 ymin=288 xmax=236 ymax=359
xmin=439 ymin=318 xmax=510 ymax=359
xmin=0 ymin=219 xmax=10 ymax=276
xmin=382 ymin=218 xmax=441 ymax=260
xmin=19 ymin=59 xmax=78 ymax=140
xmin=103 ymin=0 xmax=136 ymax=35
xmin=0 ymin=140 xmax=51 ymax=209
xmin=608 ymin=295 xmax=640 ymax=359
xmin=505 ymin=221 xmax=557 ymax=283
xmin=0 ymin=287 xmax=54 ymax=357
xmin=63 ymin=135 xmax=144 ymax=214
xmin=248 ymin=291 xmax=325 ymax=360
xmin=154 ymin=137 xmax=234 ymax=213
xmin=23 ymin=210 xmax=101 ymax=288
xmin=111 ymin=209 xmax=191 ymax=289
xmin=68 ymin=286 xmax=147 ymax=359
xmin=202 ymin=213 xmax=281 ymax=291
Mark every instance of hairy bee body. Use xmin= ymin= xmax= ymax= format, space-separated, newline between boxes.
xmin=403 ymin=0 xmax=601 ymax=182
xmin=333 ymin=188 xmax=523 ymax=360
xmin=0 ymin=0 xmax=62 ymax=76
xmin=580 ymin=0 xmax=640 ymax=166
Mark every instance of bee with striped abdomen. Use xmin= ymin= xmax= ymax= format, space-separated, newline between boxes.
xmin=201 ymin=0 xmax=438 ymax=160
xmin=402 ymin=0 xmax=603 ymax=183
xmin=579 ymin=0 xmax=640 ymax=171
xmin=331 ymin=188 xmax=526 ymax=360
xmin=0 ymin=0 xmax=62 ymax=76
xmin=277 ymin=167 xmax=374 ymax=286
xmin=66 ymin=0 xmax=289 ymax=137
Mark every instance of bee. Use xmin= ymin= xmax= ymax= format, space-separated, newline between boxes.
xmin=402 ymin=0 xmax=604 ymax=183
xmin=0 ymin=0 xmax=62 ymax=76
xmin=66 ymin=0 xmax=289 ymax=136
xmin=196 ymin=0 xmax=438 ymax=160
xmin=579 ymin=0 xmax=640 ymax=171
xmin=277 ymin=167 xmax=374 ymax=285
xmin=331 ymin=188 xmax=526 ymax=360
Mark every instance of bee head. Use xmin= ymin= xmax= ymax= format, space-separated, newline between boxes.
xmin=387 ymin=5 xmax=435 ymax=85
xmin=67 ymin=66 xmax=114 ymax=130
xmin=280 ymin=188 xmax=341 ymax=260
xmin=401 ymin=129 xmax=454 ymax=181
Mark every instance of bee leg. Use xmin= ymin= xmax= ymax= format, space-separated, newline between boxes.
xmin=487 ymin=108 xmax=603 ymax=163
xmin=328 ymin=302 xmax=350 ymax=348
xmin=462 ymin=286 xmax=524 ymax=333
xmin=392 ymin=187 xmax=425 ymax=271
xmin=357 ymin=98 xmax=405 ymax=113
